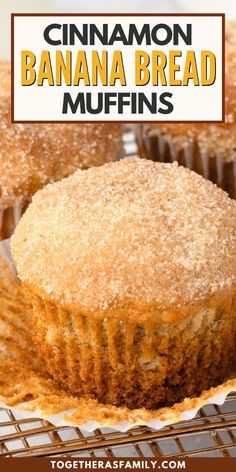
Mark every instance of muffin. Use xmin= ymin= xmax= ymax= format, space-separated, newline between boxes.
xmin=136 ymin=37 xmax=236 ymax=198
xmin=12 ymin=157 xmax=236 ymax=409
xmin=0 ymin=61 xmax=123 ymax=240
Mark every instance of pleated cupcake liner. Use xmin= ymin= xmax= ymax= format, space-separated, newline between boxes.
xmin=136 ymin=126 xmax=236 ymax=199
xmin=22 ymin=288 xmax=236 ymax=413
xmin=0 ymin=240 xmax=236 ymax=431
xmin=0 ymin=197 xmax=30 ymax=242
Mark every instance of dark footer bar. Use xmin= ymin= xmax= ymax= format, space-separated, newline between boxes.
xmin=0 ymin=458 xmax=235 ymax=472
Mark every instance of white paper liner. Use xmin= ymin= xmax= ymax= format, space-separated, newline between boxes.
xmin=1 ymin=382 xmax=236 ymax=433
xmin=0 ymin=240 xmax=236 ymax=433
xmin=136 ymin=126 xmax=236 ymax=199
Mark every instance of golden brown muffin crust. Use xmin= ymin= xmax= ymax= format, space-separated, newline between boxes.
xmin=12 ymin=157 xmax=236 ymax=312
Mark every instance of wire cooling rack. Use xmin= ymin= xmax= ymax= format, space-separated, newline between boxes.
xmin=0 ymin=393 xmax=236 ymax=457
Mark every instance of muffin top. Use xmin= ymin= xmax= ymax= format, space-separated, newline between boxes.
xmin=145 ymin=33 xmax=236 ymax=161
xmin=12 ymin=157 xmax=236 ymax=312
xmin=0 ymin=61 xmax=122 ymax=209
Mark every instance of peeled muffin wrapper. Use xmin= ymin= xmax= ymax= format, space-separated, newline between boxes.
xmin=0 ymin=242 xmax=236 ymax=432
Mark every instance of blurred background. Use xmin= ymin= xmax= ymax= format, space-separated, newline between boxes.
xmin=0 ymin=0 xmax=235 ymax=59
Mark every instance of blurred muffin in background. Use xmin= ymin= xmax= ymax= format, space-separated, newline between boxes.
xmin=226 ymin=20 xmax=236 ymax=46
xmin=136 ymin=23 xmax=236 ymax=198
xmin=0 ymin=61 xmax=123 ymax=240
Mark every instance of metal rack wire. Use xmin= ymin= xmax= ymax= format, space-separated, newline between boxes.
xmin=0 ymin=393 xmax=236 ymax=457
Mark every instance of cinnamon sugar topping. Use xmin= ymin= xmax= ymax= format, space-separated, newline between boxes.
xmin=12 ymin=157 xmax=236 ymax=311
